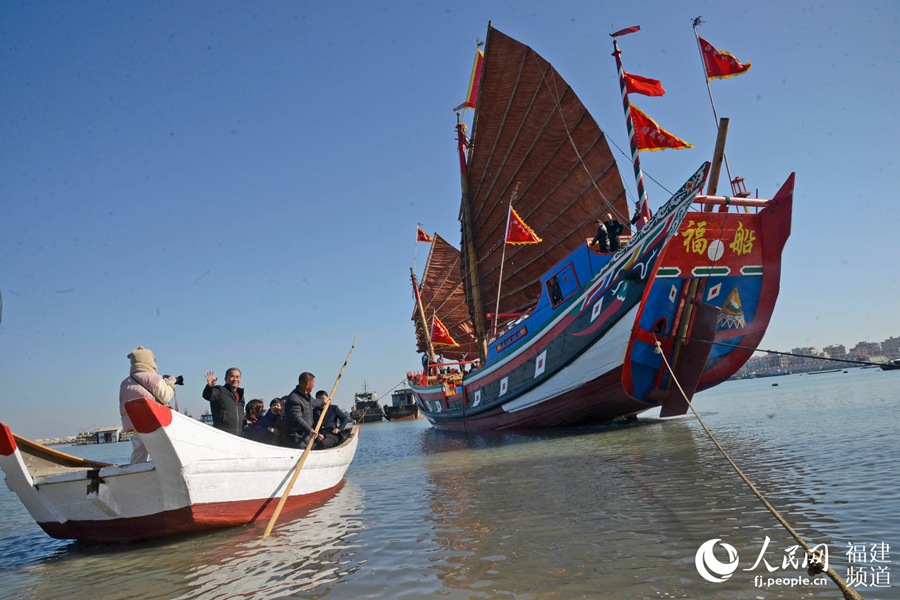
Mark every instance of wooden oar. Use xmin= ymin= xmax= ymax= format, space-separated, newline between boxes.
xmin=262 ymin=336 xmax=357 ymax=540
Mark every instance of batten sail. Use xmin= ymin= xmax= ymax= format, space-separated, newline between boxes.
xmin=461 ymin=26 xmax=630 ymax=334
xmin=413 ymin=234 xmax=479 ymax=361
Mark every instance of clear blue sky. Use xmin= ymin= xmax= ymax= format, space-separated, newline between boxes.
xmin=2 ymin=1 xmax=898 ymax=439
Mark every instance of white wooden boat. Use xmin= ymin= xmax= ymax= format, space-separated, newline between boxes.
xmin=0 ymin=398 xmax=359 ymax=542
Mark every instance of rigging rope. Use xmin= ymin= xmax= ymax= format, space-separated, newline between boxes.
xmin=663 ymin=334 xmax=889 ymax=369
xmin=544 ymin=70 xmax=630 ymax=225
xmin=652 ymin=338 xmax=864 ymax=600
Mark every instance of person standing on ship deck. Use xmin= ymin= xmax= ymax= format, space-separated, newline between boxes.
xmin=590 ymin=219 xmax=610 ymax=252
xmin=604 ymin=212 xmax=624 ymax=251
xmin=203 ymin=367 xmax=245 ymax=435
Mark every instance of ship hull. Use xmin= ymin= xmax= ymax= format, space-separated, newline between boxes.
xmin=650 ymin=175 xmax=794 ymax=390
xmin=410 ymin=166 xmax=714 ymax=431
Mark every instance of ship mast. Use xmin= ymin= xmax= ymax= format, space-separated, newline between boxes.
xmin=457 ymin=113 xmax=488 ymax=362
xmin=410 ymin=268 xmax=436 ymax=364
xmin=611 ymin=27 xmax=649 ymax=228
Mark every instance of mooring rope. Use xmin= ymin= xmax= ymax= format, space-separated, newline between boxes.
xmin=652 ymin=338 xmax=864 ymax=600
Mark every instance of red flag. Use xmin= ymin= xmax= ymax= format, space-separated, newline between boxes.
xmin=629 ymin=104 xmax=693 ymax=152
xmin=431 ymin=315 xmax=459 ymax=346
xmin=611 ymin=25 xmax=641 ymax=37
xmin=417 ymin=227 xmax=434 ymax=243
xmin=698 ymin=36 xmax=751 ymax=80
xmin=454 ymin=49 xmax=484 ymax=111
xmin=623 ymin=71 xmax=665 ymax=97
xmin=505 ymin=206 xmax=542 ymax=244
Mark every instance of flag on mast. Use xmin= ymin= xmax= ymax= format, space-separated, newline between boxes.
xmin=623 ymin=71 xmax=665 ymax=97
xmin=505 ymin=206 xmax=542 ymax=244
xmin=629 ymin=104 xmax=694 ymax=152
xmin=454 ymin=48 xmax=484 ymax=111
xmin=431 ymin=315 xmax=459 ymax=346
xmin=417 ymin=227 xmax=434 ymax=243
xmin=698 ymin=36 xmax=751 ymax=80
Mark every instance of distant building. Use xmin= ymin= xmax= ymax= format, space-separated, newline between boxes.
xmin=881 ymin=336 xmax=900 ymax=356
xmin=74 ymin=426 xmax=122 ymax=445
xmin=851 ymin=341 xmax=881 ymax=358
xmin=823 ymin=344 xmax=847 ymax=359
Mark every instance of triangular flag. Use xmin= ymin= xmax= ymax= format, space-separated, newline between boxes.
xmin=505 ymin=206 xmax=542 ymax=244
xmin=698 ymin=36 xmax=751 ymax=80
xmin=431 ymin=314 xmax=459 ymax=346
xmin=623 ymin=71 xmax=665 ymax=97
xmin=629 ymin=104 xmax=694 ymax=152
xmin=454 ymin=48 xmax=484 ymax=111
xmin=417 ymin=227 xmax=434 ymax=243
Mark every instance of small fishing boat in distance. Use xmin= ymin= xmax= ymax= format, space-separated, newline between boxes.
xmin=350 ymin=388 xmax=384 ymax=423
xmin=881 ymin=359 xmax=900 ymax=371
xmin=0 ymin=398 xmax=358 ymax=542
xmin=383 ymin=387 xmax=421 ymax=421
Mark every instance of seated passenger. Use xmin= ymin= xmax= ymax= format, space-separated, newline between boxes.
xmin=312 ymin=390 xmax=350 ymax=449
xmin=252 ymin=397 xmax=285 ymax=445
xmin=242 ymin=399 xmax=264 ymax=438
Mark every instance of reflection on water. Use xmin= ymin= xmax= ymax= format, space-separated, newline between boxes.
xmin=1 ymin=369 xmax=897 ymax=598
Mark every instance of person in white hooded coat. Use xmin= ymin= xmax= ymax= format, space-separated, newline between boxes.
xmin=118 ymin=346 xmax=177 ymax=463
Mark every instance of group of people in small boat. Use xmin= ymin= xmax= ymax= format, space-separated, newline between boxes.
xmin=118 ymin=346 xmax=349 ymax=463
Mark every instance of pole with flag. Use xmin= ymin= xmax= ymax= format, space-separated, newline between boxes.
xmin=611 ymin=26 xmax=652 ymax=230
xmin=692 ymin=17 xmax=752 ymax=195
xmin=453 ymin=45 xmax=484 ymax=112
xmin=491 ymin=186 xmax=543 ymax=338
xmin=411 ymin=268 xmax=436 ymax=365
xmin=414 ymin=224 xmax=433 ymax=274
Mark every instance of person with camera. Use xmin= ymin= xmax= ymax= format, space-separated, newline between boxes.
xmin=118 ymin=345 xmax=182 ymax=463
xmin=203 ymin=367 xmax=245 ymax=435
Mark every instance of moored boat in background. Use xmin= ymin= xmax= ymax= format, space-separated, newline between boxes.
xmin=350 ymin=389 xmax=384 ymax=423
xmin=383 ymin=387 xmax=421 ymax=421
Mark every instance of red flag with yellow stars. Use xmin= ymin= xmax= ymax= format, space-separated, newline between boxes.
xmin=623 ymin=71 xmax=665 ymax=97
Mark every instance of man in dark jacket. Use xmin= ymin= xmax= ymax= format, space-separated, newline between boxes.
xmin=604 ymin=212 xmax=625 ymax=251
xmin=203 ymin=367 xmax=245 ymax=435
xmin=313 ymin=390 xmax=350 ymax=449
xmin=283 ymin=372 xmax=324 ymax=448
xmin=590 ymin=219 xmax=610 ymax=252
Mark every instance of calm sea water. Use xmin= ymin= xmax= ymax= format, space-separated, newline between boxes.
xmin=1 ymin=368 xmax=897 ymax=599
